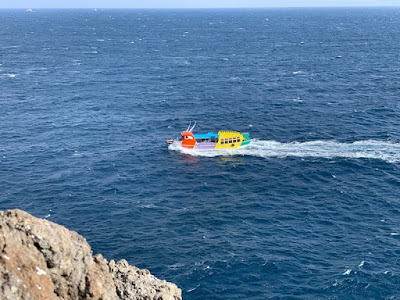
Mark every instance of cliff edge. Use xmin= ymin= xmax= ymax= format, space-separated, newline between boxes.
xmin=0 ymin=209 xmax=182 ymax=300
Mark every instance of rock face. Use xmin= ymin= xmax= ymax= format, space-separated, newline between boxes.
xmin=0 ymin=209 xmax=182 ymax=300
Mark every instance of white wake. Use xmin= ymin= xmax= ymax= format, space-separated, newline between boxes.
xmin=168 ymin=140 xmax=400 ymax=163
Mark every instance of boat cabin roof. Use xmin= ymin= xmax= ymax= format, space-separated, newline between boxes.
xmin=193 ymin=132 xmax=219 ymax=139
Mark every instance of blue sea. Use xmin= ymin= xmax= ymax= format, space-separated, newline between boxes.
xmin=1 ymin=7 xmax=400 ymax=299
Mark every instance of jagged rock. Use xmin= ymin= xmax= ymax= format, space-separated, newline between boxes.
xmin=109 ymin=259 xmax=181 ymax=300
xmin=0 ymin=209 xmax=182 ymax=300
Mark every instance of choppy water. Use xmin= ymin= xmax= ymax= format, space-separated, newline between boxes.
xmin=1 ymin=8 xmax=400 ymax=299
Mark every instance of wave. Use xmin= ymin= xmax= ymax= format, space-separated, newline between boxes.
xmin=168 ymin=140 xmax=400 ymax=163
xmin=0 ymin=73 xmax=19 ymax=78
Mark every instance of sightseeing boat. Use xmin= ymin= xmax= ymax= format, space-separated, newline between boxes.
xmin=166 ymin=122 xmax=250 ymax=150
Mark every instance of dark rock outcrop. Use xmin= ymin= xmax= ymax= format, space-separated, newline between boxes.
xmin=0 ymin=209 xmax=182 ymax=300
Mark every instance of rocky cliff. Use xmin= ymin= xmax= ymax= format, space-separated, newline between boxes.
xmin=0 ymin=209 xmax=182 ymax=300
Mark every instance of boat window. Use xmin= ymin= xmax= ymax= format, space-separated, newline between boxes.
xmin=229 ymin=138 xmax=233 ymax=143
xmin=233 ymin=138 xmax=237 ymax=143
xmin=225 ymin=138 xmax=229 ymax=144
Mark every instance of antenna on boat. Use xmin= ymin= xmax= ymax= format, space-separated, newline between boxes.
xmin=189 ymin=121 xmax=196 ymax=132
xmin=186 ymin=121 xmax=192 ymax=132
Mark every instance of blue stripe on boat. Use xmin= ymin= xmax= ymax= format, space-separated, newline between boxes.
xmin=193 ymin=132 xmax=219 ymax=139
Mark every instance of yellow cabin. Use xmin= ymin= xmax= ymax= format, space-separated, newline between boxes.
xmin=215 ymin=131 xmax=243 ymax=149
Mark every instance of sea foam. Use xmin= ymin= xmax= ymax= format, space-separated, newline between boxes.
xmin=169 ymin=139 xmax=400 ymax=163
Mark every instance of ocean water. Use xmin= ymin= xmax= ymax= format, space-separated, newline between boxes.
xmin=1 ymin=7 xmax=400 ymax=299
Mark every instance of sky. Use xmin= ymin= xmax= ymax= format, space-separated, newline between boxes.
xmin=1 ymin=0 xmax=399 ymax=8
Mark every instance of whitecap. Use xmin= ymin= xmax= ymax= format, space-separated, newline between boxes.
xmin=140 ymin=204 xmax=156 ymax=209
xmin=229 ymin=77 xmax=242 ymax=82
xmin=343 ymin=269 xmax=352 ymax=275
xmin=187 ymin=284 xmax=200 ymax=293
xmin=168 ymin=263 xmax=185 ymax=269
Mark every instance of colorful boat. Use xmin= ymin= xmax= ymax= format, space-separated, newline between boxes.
xmin=166 ymin=122 xmax=250 ymax=150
